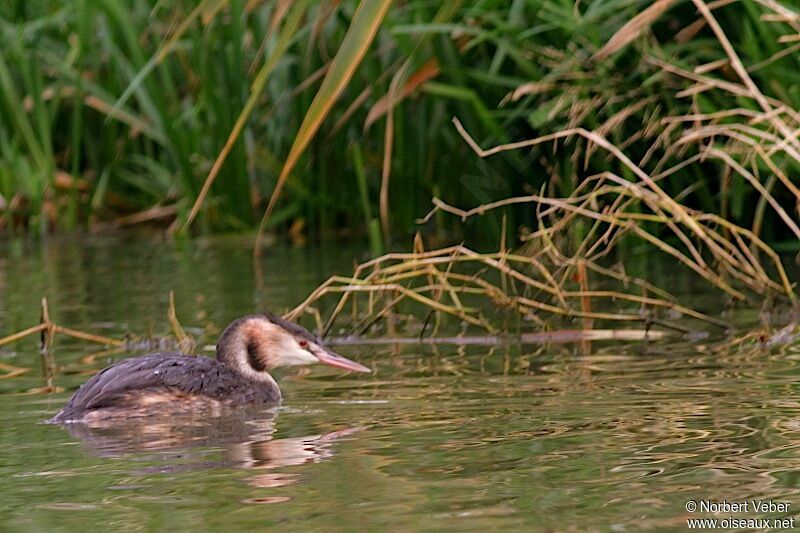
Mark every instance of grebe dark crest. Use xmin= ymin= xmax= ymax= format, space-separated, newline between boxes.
xmin=50 ymin=313 xmax=369 ymax=424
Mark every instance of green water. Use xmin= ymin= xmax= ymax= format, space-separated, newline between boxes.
xmin=2 ymin=236 xmax=800 ymax=531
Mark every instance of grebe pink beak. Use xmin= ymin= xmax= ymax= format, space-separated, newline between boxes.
xmin=310 ymin=345 xmax=371 ymax=373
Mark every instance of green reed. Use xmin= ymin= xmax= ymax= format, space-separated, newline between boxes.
xmin=0 ymin=0 xmax=797 ymax=253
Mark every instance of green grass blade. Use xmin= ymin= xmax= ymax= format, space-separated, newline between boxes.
xmin=0 ymin=50 xmax=48 ymax=172
xmin=108 ymin=0 xmax=230 ymax=120
xmin=255 ymin=0 xmax=393 ymax=248
xmin=181 ymin=0 xmax=311 ymax=233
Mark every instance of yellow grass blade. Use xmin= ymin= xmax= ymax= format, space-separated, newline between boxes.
xmin=594 ymin=0 xmax=678 ymax=60
xmin=364 ymin=58 xmax=440 ymax=129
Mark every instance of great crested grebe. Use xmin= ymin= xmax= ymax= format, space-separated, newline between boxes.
xmin=49 ymin=313 xmax=370 ymax=424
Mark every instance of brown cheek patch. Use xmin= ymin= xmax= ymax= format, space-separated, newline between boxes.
xmin=241 ymin=319 xmax=279 ymax=369
xmin=247 ymin=340 xmax=267 ymax=371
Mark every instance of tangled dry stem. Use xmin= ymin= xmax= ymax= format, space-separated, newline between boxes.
xmin=291 ymin=1 xmax=799 ymax=338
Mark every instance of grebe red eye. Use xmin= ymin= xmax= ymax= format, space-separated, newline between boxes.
xmin=299 ymin=340 xmax=308 ymax=348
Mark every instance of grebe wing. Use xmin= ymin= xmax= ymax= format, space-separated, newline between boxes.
xmin=57 ymin=354 xmax=230 ymax=415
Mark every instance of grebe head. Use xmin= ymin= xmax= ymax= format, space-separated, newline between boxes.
xmin=216 ymin=314 xmax=370 ymax=379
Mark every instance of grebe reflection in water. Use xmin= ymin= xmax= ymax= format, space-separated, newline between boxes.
xmin=60 ymin=406 xmax=363 ymax=482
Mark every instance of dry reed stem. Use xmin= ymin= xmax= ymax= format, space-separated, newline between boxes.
xmin=52 ymin=326 xmax=124 ymax=346
xmin=441 ymin=116 xmax=794 ymax=302
xmin=290 ymin=277 xmax=490 ymax=330
xmin=379 ymin=63 xmax=405 ymax=243
xmin=0 ymin=306 xmax=125 ymax=350
xmin=291 ymin=233 xmax=730 ymax=340
xmin=691 ymin=0 xmax=800 ymax=154
xmin=327 ymin=328 xmax=669 ymax=345
xmin=706 ymin=147 xmax=800 ymax=239
xmin=0 ymin=324 xmax=47 ymax=348
xmin=594 ymin=0 xmax=679 ymax=58
xmin=0 ymin=362 xmax=30 ymax=379
xmin=452 ymin=116 xmax=748 ymax=269
xmin=650 ymin=58 xmax=800 ymax=124
xmin=167 ymin=290 xmax=195 ymax=353
xmin=293 ymin=0 xmax=797 ymax=341
xmin=754 ymin=145 xmax=800 ymax=204
xmin=429 ymin=195 xmax=750 ymax=301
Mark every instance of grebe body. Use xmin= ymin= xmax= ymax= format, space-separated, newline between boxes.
xmin=50 ymin=314 xmax=369 ymax=424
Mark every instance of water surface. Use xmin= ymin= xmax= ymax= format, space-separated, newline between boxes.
xmin=1 ymin=236 xmax=799 ymax=531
